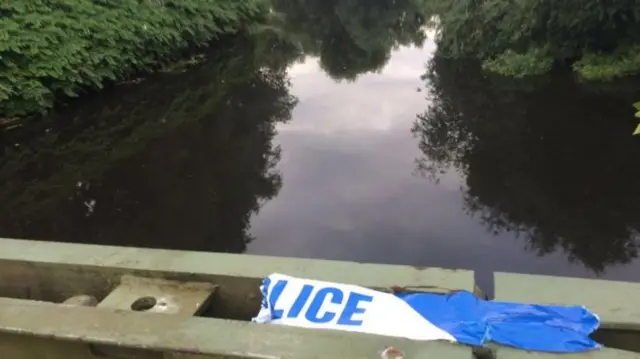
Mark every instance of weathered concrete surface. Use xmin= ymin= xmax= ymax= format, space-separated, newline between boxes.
xmin=0 ymin=297 xmax=473 ymax=359
xmin=2 ymin=238 xmax=639 ymax=358
xmin=0 ymin=238 xmax=474 ymax=319
xmin=97 ymin=275 xmax=217 ymax=316
xmin=494 ymin=272 xmax=640 ymax=330
xmin=494 ymin=272 xmax=640 ymax=358
xmin=496 ymin=347 xmax=640 ymax=359
xmin=0 ymin=238 xmax=475 ymax=358
xmin=63 ymin=294 xmax=98 ymax=307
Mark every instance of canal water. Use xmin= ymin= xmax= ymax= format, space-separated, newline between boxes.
xmin=1 ymin=1 xmax=640 ymax=294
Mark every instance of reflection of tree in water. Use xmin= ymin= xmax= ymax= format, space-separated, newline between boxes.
xmin=0 ymin=41 xmax=297 ymax=253
xmin=269 ymin=0 xmax=430 ymax=80
xmin=412 ymin=57 xmax=640 ymax=272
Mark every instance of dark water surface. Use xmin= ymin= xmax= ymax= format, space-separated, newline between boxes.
xmin=2 ymin=2 xmax=640 ymax=294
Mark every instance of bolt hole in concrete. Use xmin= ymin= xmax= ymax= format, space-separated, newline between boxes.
xmin=131 ymin=296 xmax=157 ymax=311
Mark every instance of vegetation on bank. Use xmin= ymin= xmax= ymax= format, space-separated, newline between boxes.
xmin=0 ymin=38 xmax=295 ymax=252
xmin=431 ymin=0 xmax=640 ymax=79
xmin=634 ymin=102 xmax=640 ymax=135
xmin=0 ymin=0 xmax=265 ymax=117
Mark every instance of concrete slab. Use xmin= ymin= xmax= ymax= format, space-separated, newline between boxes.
xmin=97 ymin=275 xmax=216 ymax=316
xmin=494 ymin=272 xmax=640 ymax=330
xmin=494 ymin=272 xmax=640 ymax=358
xmin=0 ymin=297 xmax=473 ymax=359
xmin=497 ymin=347 xmax=640 ymax=359
xmin=0 ymin=238 xmax=474 ymax=319
xmin=0 ymin=238 xmax=473 ymax=292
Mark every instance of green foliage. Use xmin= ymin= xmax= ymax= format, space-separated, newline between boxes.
xmin=432 ymin=0 xmax=640 ymax=79
xmin=482 ymin=48 xmax=554 ymax=77
xmin=0 ymin=0 xmax=266 ymax=117
xmin=574 ymin=46 xmax=640 ymax=80
xmin=634 ymin=102 xmax=640 ymax=135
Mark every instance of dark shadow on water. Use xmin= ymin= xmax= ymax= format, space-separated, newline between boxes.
xmin=413 ymin=56 xmax=640 ymax=273
xmin=0 ymin=40 xmax=297 ymax=253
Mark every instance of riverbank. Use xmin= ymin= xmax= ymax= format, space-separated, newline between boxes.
xmin=430 ymin=0 xmax=640 ymax=79
xmin=0 ymin=0 xmax=267 ymax=117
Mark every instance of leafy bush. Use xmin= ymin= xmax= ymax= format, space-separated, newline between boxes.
xmin=0 ymin=0 xmax=265 ymax=116
xmin=574 ymin=46 xmax=640 ymax=81
xmin=482 ymin=48 xmax=554 ymax=77
xmin=432 ymin=0 xmax=640 ymax=79
xmin=634 ymin=102 xmax=640 ymax=135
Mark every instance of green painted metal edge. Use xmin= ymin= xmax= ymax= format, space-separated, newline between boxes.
xmin=0 ymin=298 xmax=473 ymax=359
xmin=0 ymin=237 xmax=473 ymax=292
xmin=494 ymin=272 xmax=640 ymax=330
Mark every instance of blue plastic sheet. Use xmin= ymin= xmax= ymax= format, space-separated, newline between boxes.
xmin=253 ymin=273 xmax=601 ymax=353
xmin=398 ymin=290 xmax=601 ymax=352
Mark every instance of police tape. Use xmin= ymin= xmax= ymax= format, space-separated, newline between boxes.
xmin=252 ymin=273 xmax=601 ymax=352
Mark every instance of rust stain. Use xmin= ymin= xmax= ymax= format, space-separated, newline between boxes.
xmin=381 ymin=346 xmax=404 ymax=359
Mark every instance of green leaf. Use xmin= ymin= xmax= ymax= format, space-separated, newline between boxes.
xmin=1 ymin=0 xmax=263 ymax=116
xmin=634 ymin=124 xmax=640 ymax=135
xmin=636 ymin=111 xmax=640 ymax=118
xmin=634 ymin=102 xmax=640 ymax=111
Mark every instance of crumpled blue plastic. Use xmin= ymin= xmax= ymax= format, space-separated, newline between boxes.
xmin=396 ymin=290 xmax=601 ymax=352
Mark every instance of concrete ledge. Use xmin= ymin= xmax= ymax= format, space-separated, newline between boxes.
xmin=4 ymin=239 xmax=640 ymax=358
xmin=494 ymin=272 xmax=640 ymax=358
xmin=0 ymin=238 xmax=471 ymax=291
xmin=0 ymin=298 xmax=473 ymax=359
xmin=0 ymin=238 xmax=474 ymax=319
xmin=494 ymin=272 xmax=640 ymax=330
xmin=496 ymin=347 xmax=640 ymax=359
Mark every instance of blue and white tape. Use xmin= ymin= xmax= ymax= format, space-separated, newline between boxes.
xmin=252 ymin=273 xmax=601 ymax=352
